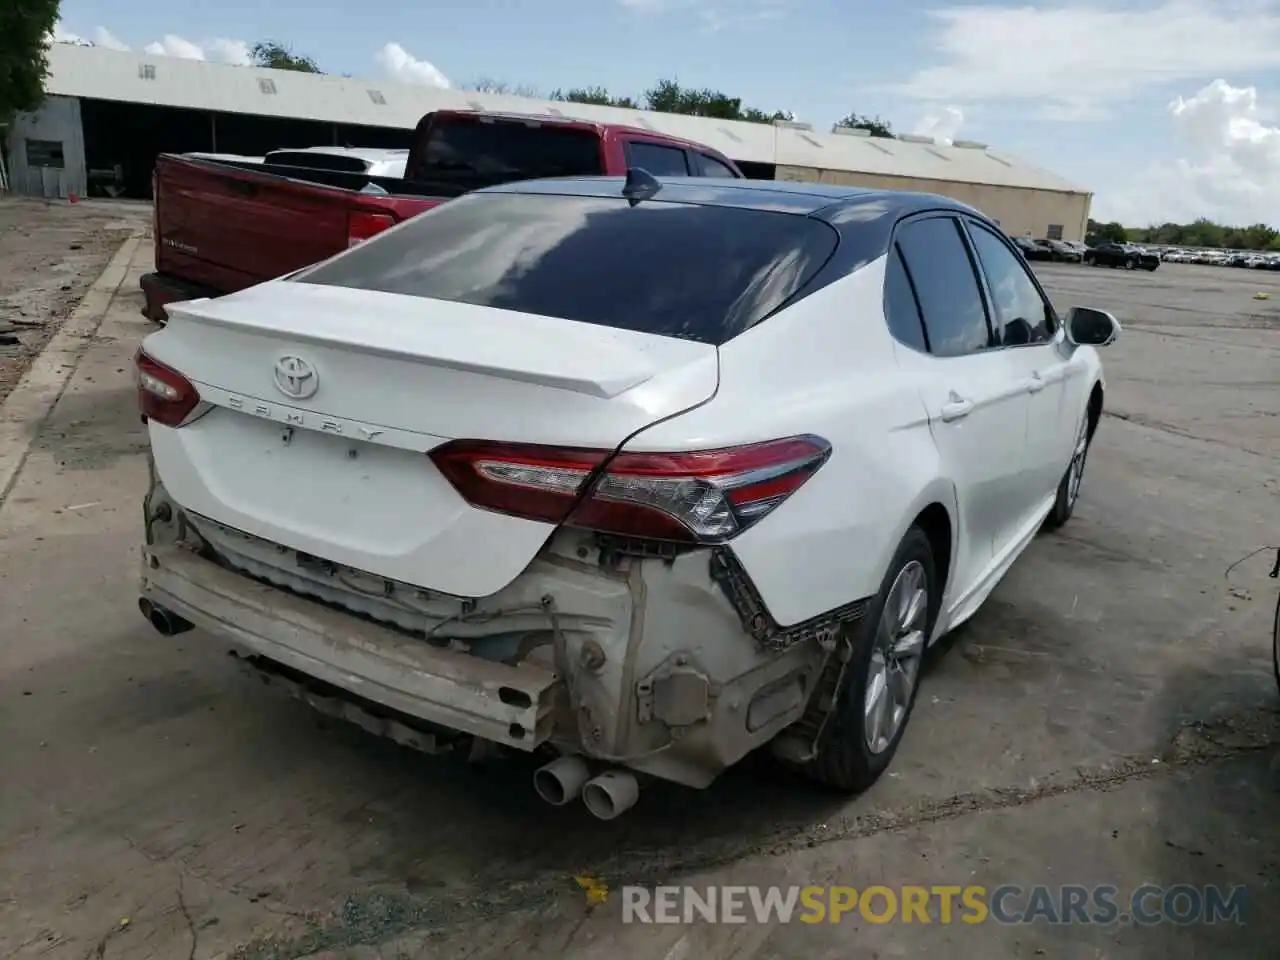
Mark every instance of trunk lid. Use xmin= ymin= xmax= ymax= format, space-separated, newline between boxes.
xmin=144 ymin=281 xmax=718 ymax=597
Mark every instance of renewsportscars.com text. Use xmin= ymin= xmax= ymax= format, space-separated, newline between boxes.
xmin=621 ymin=884 xmax=1247 ymax=926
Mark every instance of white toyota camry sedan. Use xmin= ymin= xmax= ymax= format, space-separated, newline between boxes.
xmin=136 ymin=175 xmax=1119 ymax=819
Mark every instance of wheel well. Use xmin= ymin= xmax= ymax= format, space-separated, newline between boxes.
xmin=912 ymin=503 xmax=952 ymax=597
xmin=1087 ymin=383 xmax=1104 ymax=439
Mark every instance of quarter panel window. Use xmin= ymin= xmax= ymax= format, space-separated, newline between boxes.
xmin=894 ymin=216 xmax=991 ymax=358
xmin=697 ymin=154 xmax=738 ymax=178
xmin=966 ymin=222 xmax=1056 ymax=346
xmin=883 ymin=245 xmax=927 ymax=352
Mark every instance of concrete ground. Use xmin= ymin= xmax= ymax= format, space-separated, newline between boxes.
xmin=0 ymin=237 xmax=1277 ymax=959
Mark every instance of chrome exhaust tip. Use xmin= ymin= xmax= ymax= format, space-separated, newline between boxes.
xmin=138 ymin=597 xmax=194 ymax=637
xmin=533 ymin=755 xmax=591 ymax=806
xmin=582 ymin=770 xmax=640 ymax=820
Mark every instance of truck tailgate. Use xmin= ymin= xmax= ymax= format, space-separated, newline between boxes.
xmin=155 ymin=155 xmax=357 ymax=289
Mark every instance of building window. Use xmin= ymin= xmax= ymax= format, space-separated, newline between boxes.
xmin=25 ymin=140 xmax=65 ymax=168
xmin=1047 ymin=223 xmax=1064 ymax=240
xmin=258 ymin=78 xmax=278 ymax=94
xmin=138 ymin=63 xmax=156 ymax=80
xmin=367 ymin=89 xmax=386 ymax=105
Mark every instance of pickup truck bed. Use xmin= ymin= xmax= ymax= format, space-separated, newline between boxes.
xmin=143 ymin=156 xmax=454 ymax=320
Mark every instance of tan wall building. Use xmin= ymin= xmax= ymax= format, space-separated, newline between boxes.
xmin=776 ymin=165 xmax=1091 ymax=243
xmin=17 ymin=44 xmax=1093 ymax=237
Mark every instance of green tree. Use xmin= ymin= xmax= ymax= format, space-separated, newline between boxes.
xmin=834 ymin=111 xmax=894 ymax=138
xmin=548 ymin=79 xmax=793 ymax=124
xmin=549 ymin=85 xmax=638 ymax=108
xmin=250 ymin=40 xmax=320 ymax=73
xmin=1092 ymin=216 xmax=1280 ymax=251
xmin=1086 ymin=219 xmax=1128 ymax=243
xmin=1 ymin=0 xmax=60 ymax=123
xmin=470 ymin=77 xmax=542 ymax=98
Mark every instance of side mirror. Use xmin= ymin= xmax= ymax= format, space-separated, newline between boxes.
xmin=1065 ymin=306 xmax=1121 ymax=347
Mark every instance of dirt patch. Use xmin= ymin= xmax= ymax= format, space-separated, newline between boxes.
xmin=0 ymin=197 xmax=150 ymax=406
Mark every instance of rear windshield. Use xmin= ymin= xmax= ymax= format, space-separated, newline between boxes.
xmin=417 ymin=120 xmax=605 ymax=178
xmin=265 ymin=151 xmax=370 ymax=173
xmin=295 ymin=192 xmax=838 ymax=345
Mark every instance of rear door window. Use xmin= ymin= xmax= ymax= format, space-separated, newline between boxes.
xmin=420 ymin=120 xmax=604 ymax=178
xmin=295 ymin=192 xmax=838 ymax=345
xmin=894 ymin=216 xmax=992 ymax=357
xmin=626 ymin=141 xmax=691 ymax=176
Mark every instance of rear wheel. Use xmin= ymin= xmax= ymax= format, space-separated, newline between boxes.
xmin=1124 ymin=258 xmax=1136 ymax=269
xmin=800 ymin=527 xmax=937 ymax=792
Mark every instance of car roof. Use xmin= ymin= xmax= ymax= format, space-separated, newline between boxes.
xmin=478 ymin=175 xmax=986 ymax=222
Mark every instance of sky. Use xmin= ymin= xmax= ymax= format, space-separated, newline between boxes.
xmin=48 ymin=0 xmax=1280 ymax=228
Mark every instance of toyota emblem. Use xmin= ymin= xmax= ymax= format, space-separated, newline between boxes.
xmin=274 ymin=355 xmax=318 ymax=399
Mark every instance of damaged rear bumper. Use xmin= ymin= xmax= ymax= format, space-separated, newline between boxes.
xmin=141 ymin=543 xmax=558 ymax=750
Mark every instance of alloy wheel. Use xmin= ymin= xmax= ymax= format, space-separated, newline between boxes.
xmin=1066 ymin=415 xmax=1090 ymax=508
xmin=865 ymin=560 xmax=928 ymax=754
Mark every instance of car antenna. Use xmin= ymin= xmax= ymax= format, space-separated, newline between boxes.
xmin=622 ymin=167 xmax=662 ymax=207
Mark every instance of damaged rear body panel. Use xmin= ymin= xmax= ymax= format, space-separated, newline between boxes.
xmin=141 ymin=464 xmax=854 ymax=788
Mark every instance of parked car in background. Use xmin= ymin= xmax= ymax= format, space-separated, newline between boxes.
xmin=140 ymin=109 xmax=745 ymax=323
xmin=1045 ymin=239 xmax=1083 ymax=262
xmin=1012 ymin=236 xmax=1053 ymax=261
xmin=136 ymin=179 xmax=1119 ymax=814
xmin=1084 ymin=242 xmax=1159 ymax=270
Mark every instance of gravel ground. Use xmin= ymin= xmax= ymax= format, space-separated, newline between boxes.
xmin=0 ymin=243 xmax=1277 ymax=959
xmin=0 ymin=197 xmax=149 ymax=405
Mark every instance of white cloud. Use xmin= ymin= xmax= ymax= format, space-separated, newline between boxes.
xmin=898 ymin=1 xmax=1280 ymax=118
xmin=913 ymin=105 xmax=964 ymax=145
xmin=140 ymin=34 xmax=252 ymax=64
xmin=144 ymin=35 xmax=203 ymax=60
xmin=50 ymin=20 xmax=251 ymax=64
xmin=91 ymin=26 xmax=129 ymax=51
xmin=1096 ymin=79 xmax=1280 ymax=226
xmin=205 ymin=38 xmax=252 ymax=66
xmin=376 ymin=43 xmax=450 ymax=88
xmin=50 ymin=20 xmax=89 ymax=45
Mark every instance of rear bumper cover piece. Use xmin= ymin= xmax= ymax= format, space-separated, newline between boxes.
xmin=140 ymin=544 xmax=557 ymax=750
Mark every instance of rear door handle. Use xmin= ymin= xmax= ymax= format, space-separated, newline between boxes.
xmin=1026 ymin=371 xmax=1045 ymax=393
xmin=940 ymin=393 xmax=974 ymax=422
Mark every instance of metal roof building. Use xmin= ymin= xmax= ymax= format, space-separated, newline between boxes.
xmin=4 ymin=43 xmax=1092 ymax=240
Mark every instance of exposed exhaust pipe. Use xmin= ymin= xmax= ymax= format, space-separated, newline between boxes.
xmin=138 ymin=597 xmax=194 ymax=637
xmin=582 ymin=770 xmax=640 ymax=820
xmin=533 ymin=755 xmax=591 ymax=806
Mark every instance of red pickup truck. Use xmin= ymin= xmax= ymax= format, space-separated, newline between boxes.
xmin=141 ymin=109 xmax=744 ymax=322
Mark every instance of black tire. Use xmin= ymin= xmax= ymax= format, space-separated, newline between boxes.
xmin=1085 ymin=255 xmax=1096 ymax=266
xmin=799 ymin=527 xmax=938 ymax=792
xmin=1044 ymin=409 xmax=1092 ymax=530
xmin=1124 ymin=258 xmax=1136 ymax=269
xmin=1272 ymin=589 xmax=1280 ymax=696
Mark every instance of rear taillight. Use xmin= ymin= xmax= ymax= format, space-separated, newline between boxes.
xmin=136 ymin=348 xmax=200 ymax=426
xmin=430 ymin=436 xmax=830 ymax=543
xmin=347 ymin=210 xmax=396 ymax=247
